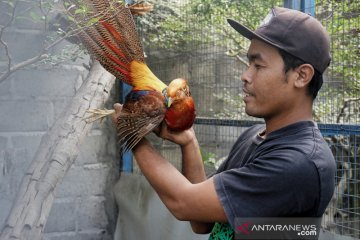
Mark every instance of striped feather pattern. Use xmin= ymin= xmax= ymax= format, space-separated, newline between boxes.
xmin=117 ymin=90 xmax=166 ymax=152
xmin=65 ymin=0 xmax=144 ymax=85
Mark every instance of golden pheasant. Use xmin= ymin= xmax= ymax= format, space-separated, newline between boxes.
xmin=65 ymin=0 xmax=196 ymax=151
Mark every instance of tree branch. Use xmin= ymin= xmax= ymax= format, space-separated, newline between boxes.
xmin=336 ymin=97 xmax=360 ymax=123
xmin=0 ymin=0 xmax=94 ymax=84
xmin=0 ymin=0 xmax=18 ymax=75
xmin=0 ymin=61 xmax=116 ymax=240
xmin=0 ymin=53 xmax=49 ymax=83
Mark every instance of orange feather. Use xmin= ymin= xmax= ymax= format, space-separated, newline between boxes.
xmin=101 ymin=22 xmax=123 ymax=43
xmin=104 ymin=53 xmax=131 ymax=79
xmin=102 ymin=39 xmax=129 ymax=61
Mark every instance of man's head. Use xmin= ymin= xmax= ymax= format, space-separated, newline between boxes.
xmin=240 ymin=39 xmax=316 ymax=120
xmin=228 ymin=7 xmax=331 ymax=99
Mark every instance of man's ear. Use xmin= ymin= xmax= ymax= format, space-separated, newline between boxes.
xmin=293 ymin=64 xmax=314 ymax=88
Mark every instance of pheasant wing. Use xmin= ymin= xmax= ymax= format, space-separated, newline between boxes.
xmin=116 ymin=90 xmax=166 ymax=152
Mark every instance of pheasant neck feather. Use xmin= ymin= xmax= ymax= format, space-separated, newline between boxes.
xmin=130 ymin=61 xmax=167 ymax=92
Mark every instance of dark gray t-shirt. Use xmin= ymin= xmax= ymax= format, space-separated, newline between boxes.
xmin=213 ymin=121 xmax=336 ymax=228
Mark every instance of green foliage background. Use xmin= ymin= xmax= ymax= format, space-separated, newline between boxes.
xmin=138 ymin=0 xmax=359 ymax=124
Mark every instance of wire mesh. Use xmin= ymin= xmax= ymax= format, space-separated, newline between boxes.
xmin=131 ymin=0 xmax=360 ymax=238
xmin=315 ymin=0 xmax=360 ymax=124
xmin=321 ymin=124 xmax=360 ymax=238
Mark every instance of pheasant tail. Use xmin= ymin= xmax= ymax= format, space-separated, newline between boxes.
xmin=65 ymin=0 xmax=165 ymax=91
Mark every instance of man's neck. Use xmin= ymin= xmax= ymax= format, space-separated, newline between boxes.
xmin=263 ymin=105 xmax=313 ymax=138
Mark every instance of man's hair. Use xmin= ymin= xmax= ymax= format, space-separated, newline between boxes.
xmin=278 ymin=48 xmax=323 ymax=99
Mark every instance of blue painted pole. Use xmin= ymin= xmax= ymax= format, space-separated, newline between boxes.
xmin=118 ymin=0 xmax=136 ymax=172
xmin=119 ymin=82 xmax=133 ymax=172
xmin=284 ymin=0 xmax=315 ymax=16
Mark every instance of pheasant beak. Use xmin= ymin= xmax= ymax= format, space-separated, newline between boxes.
xmin=162 ymin=88 xmax=173 ymax=108
xmin=166 ymin=97 xmax=173 ymax=108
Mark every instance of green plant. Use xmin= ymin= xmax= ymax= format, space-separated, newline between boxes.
xmin=201 ymin=148 xmax=216 ymax=166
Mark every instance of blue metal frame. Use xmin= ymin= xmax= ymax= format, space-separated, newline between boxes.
xmin=195 ymin=117 xmax=360 ymax=136
xmin=284 ymin=0 xmax=315 ymax=16
xmin=318 ymin=123 xmax=360 ymax=136
xmin=124 ymin=0 xmax=135 ymax=4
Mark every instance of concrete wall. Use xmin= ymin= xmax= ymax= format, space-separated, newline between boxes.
xmin=114 ymin=173 xmax=209 ymax=240
xmin=0 ymin=53 xmax=119 ymax=239
xmin=0 ymin=1 xmax=119 ymax=238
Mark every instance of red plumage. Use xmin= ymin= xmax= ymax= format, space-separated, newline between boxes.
xmin=165 ymin=97 xmax=196 ymax=131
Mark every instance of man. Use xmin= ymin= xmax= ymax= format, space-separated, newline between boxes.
xmin=112 ymin=7 xmax=336 ymax=239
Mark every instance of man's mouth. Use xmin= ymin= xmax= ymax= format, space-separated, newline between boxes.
xmin=242 ymin=88 xmax=253 ymax=98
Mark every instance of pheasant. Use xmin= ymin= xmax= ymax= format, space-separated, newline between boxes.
xmin=64 ymin=0 xmax=196 ymax=151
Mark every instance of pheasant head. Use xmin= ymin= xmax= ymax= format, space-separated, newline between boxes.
xmin=164 ymin=78 xmax=196 ymax=131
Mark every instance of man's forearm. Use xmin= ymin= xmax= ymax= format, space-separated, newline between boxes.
xmin=181 ymin=137 xmax=206 ymax=183
xmin=181 ymin=137 xmax=214 ymax=234
xmin=132 ymin=138 xmax=193 ymax=216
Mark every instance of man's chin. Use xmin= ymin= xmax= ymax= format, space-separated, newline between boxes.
xmin=245 ymin=108 xmax=263 ymax=119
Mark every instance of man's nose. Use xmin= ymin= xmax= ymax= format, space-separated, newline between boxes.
xmin=241 ymin=68 xmax=252 ymax=83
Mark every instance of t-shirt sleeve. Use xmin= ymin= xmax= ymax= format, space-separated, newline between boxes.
xmin=213 ymin=150 xmax=319 ymax=228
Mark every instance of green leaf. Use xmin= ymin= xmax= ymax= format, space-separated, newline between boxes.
xmin=74 ymin=9 xmax=85 ymax=14
xmin=67 ymin=16 xmax=75 ymax=22
xmin=87 ymin=17 xmax=100 ymax=26
xmin=29 ymin=11 xmax=41 ymax=22
xmin=8 ymin=1 xmax=15 ymax=8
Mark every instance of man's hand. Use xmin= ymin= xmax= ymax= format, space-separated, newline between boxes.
xmin=111 ymin=103 xmax=123 ymax=125
xmin=154 ymin=122 xmax=196 ymax=148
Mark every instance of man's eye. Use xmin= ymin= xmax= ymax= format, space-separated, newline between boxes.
xmin=254 ymin=64 xmax=262 ymax=69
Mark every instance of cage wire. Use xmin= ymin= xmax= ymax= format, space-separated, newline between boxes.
xmin=131 ymin=0 xmax=360 ymax=238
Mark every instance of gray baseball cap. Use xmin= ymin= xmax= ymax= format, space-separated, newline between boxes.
xmin=228 ymin=7 xmax=331 ymax=74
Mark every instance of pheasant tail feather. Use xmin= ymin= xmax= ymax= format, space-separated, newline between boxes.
xmin=65 ymin=0 xmax=144 ymax=85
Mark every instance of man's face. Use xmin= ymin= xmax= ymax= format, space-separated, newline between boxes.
xmin=241 ymin=39 xmax=296 ymax=120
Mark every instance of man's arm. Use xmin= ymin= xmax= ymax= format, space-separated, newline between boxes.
xmin=160 ymin=124 xmax=215 ymax=233
xmin=112 ymin=104 xmax=227 ymax=232
xmin=132 ymin=138 xmax=227 ymax=223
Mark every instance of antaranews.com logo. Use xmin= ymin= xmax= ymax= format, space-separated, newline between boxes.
xmin=234 ymin=217 xmax=321 ymax=239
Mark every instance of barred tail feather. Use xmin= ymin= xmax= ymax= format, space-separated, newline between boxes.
xmin=77 ymin=29 xmax=132 ymax=83
xmin=65 ymin=0 xmax=145 ymax=85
